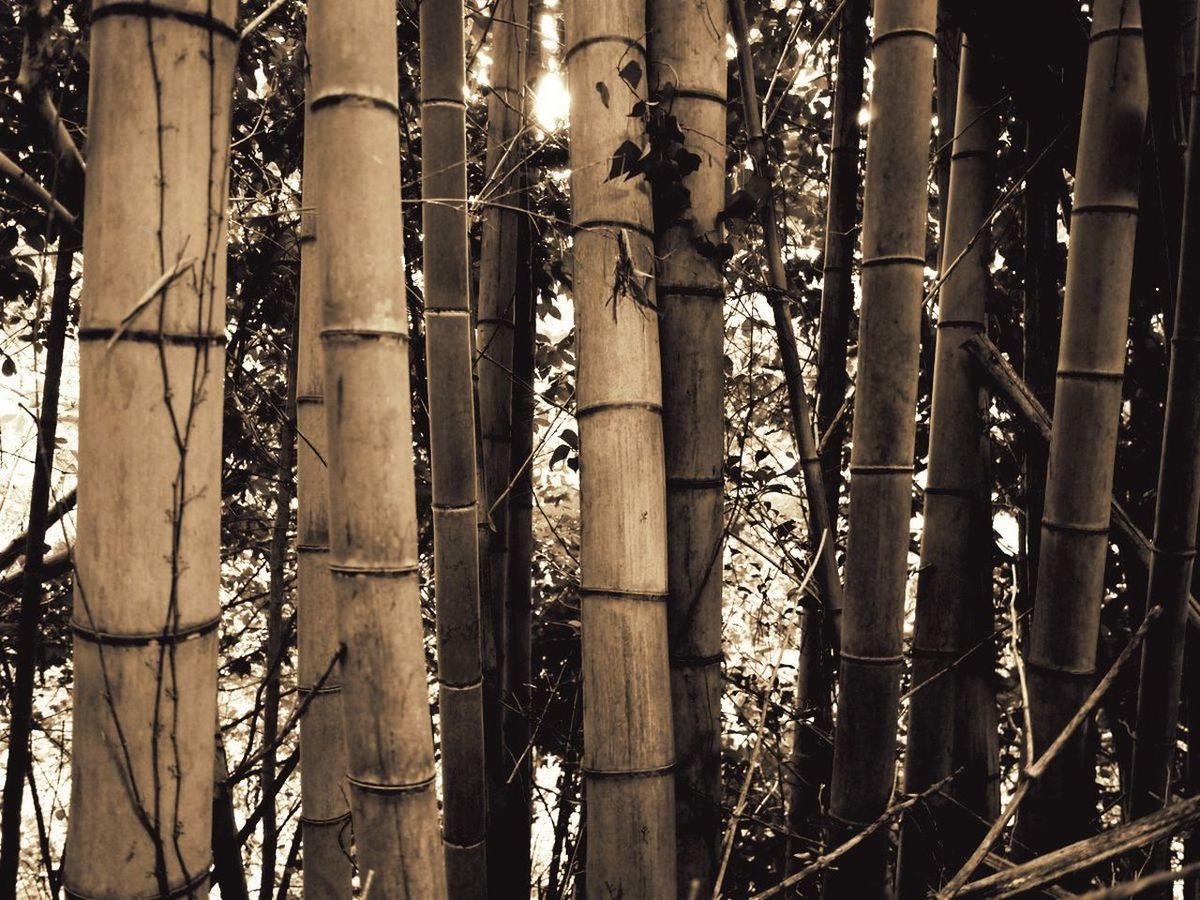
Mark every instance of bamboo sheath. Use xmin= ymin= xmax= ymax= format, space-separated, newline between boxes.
xmin=420 ymin=2 xmax=489 ymax=894
xmin=309 ymin=0 xmax=447 ymax=895
xmin=1129 ymin=4 xmax=1200 ymax=866
xmin=898 ymin=37 xmax=998 ymax=898
xmin=295 ymin=96 xmax=353 ymax=899
xmin=822 ymin=0 xmax=936 ymax=895
xmin=565 ymin=2 xmax=678 ymax=895
xmin=1017 ymin=0 xmax=1148 ymax=857
xmin=65 ymin=2 xmax=235 ymax=895
xmin=648 ymin=0 xmax=727 ymax=893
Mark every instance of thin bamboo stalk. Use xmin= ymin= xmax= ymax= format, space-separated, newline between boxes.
xmin=295 ymin=94 xmax=352 ymax=900
xmin=65 ymin=1 xmax=236 ymax=894
xmin=1128 ymin=7 xmax=1200 ymax=882
xmin=820 ymin=0 xmax=936 ymax=894
xmin=420 ymin=1 xmax=489 ymax=893
xmin=648 ymin=0 xmax=727 ymax=893
xmin=898 ymin=36 xmax=998 ymax=898
xmin=565 ymin=1 xmax=677 ymax=894
xmin=1016 ymin=0 xmax=1149 ymax=858
xmin=309 ymin=0 xmax=448 ymax=893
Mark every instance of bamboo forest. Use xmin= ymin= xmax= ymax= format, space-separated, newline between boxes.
xmin=5 ymin=0 xmax=1200 ymax=897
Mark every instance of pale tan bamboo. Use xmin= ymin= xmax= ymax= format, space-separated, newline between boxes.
xmin=420 ymin=0 xmax=488 ymax=894
xmin=65 ymin=1 xmax=236 ymax=895
xmin=309 ymin=0 xmax=447 ymax=894
xmin=565 ymin=1 xmax=677 ymax=895
xmin=1016 ymin=0 xmax=1148 ymax=857
xmin=822 ymin=0 xmax=936 ymax=894
xmin=295 ymin=92 xmax=353 ymax=899
xmin=898 ymin=36 xmax=998 ymax=898
xmin=648 ymin=0 xmax=727 ymax=893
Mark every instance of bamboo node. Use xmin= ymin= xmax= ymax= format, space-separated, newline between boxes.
xmin=1054 ymin=367 xmax=1125 ymax=382
xmin=563 ymin=34 xmax=646 ymax=65
xmin=71 ymin=613 xmax=220 ymax=648
xmin=870 ymin=27 xmax=937 ymax=49
xmin=579 ymin=587 xmax=669 ymax=603
xmin=320 ymin=327 xmax=410 ymax=344
xmin=660 ymin=87 xmax=726 ymax=105
xmin=582 ymin=760 xmax=676 ymax=779
xmin=934 ymin=318 xmax=984 ymax=331
xmin=1089 ymin=24 xmax=1145 ymax=43
xmin=297 ymin=682 xmax=342 ymax=695
xmin=328 ymin=563 xmax=419 ymax=578
xmin=310 ymin=91 xmax=400 ymax=116
xmin=577 ymin=399 xmax=663 ymax=417
xmin=346 ymin=772 xmax=437 ymax=795
xmin=1025 ymin=658 xmax=1096 ymax=679
xmin=838 ymin=650 xmax=905 ymax=667
xmin=1040 ymin=517 xmax=1111 ymax=536
xmin=669 ymin=651 xmax=724 ymax=668
xmin=656 ymin=283 xmax=724 ymax=299
xmin=300 ymin=811 xmax=352 ymax=827
xmin=91 ymin=2 xmax=238 ymax=42
xmin=666 ymin=476 xmax=723 ymax=490
xmin=421 ymin=96 xmax=468 ymax=109
xmin=439 ymin=676 xmax=484 ymax=691
xmin=572 ymin=218 xmax=655 ymax=242
xmin=78 ymin=327 xmax=225 ymax=347
xmin=64 ymin=859 xmax=212 ymax=899
xmin=443 ymin=837 xmax=487 ymax=851
xmin=1071 ymin=202 xmax=1139 ymax=217
xmin=848 ymin=464 xmax=914 ymax=475
xmin=860 ymin=254 xmax=926 ymax=268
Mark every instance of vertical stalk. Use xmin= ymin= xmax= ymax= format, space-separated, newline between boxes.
xmin=1016 ymin=0 xmax=1148 ymax=858
xmin=65 ymin=1 xmax=235 ymax=894
xmin=295 ymin=91 xmax=353 ymax=900
xmin=420 ymin=0 xmax=489 ymax=893
xmin=309 ymin=0 xmax=448 ymax=893
xmin=820 ymin=0 xmax=936 ymax=893
xmin=1129 ymin=9 xmax=1200 ymax=885
xmin=649 ymin=0 xmax=727 ymax=893
xmin=565 ymin=1 xmax=678 ymax=895
xmin=0 ymin=240 xmax=75 ymax=895
xmin=897 ymin=36 xmax=998 ymax=898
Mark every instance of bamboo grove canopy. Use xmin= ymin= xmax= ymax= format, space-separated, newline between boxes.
xmin=1 ymin=0 xmax=1200 ymax=898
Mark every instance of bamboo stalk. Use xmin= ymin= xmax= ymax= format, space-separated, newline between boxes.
xmin=648 ymin=0 xmax=727 ymax=893
xmin=1128 ymin=7 xmax=1200 ymax=883
xmin=1015 ymin=0 xmax=1149 ymax=857
xmin=898 ymin=36 xmax=999 ymax=898
xmin=309 ymin=0 xmax=447 ymax=893
xmin=420 ymin=1 xmax=489 ymax=893
xmin=565 ymin=1 xmax=678 ymax=894
xmin=820 ymin=0 xmax=937 ymax=893
xmin=64 ymin=1 xmax=236 ymax=894
xmin=295 ymin=92 xmax=352 ymax=900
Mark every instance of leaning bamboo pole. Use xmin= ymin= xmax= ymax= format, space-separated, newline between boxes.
xmin=295 ymin=84 xmax=353 ymax=900
xmin=648 ymin=0 xmax=727 ymax=892
xmin=815 ymin=0 xmax=867 ymax=535
xmin=309 ymin=0 xmax=448 ymax=894
xmin=1129 ymin=10 xmax=1200 ymax=881
xmin=420 ymin=1 xmax=489 ymax=893
xmin=64 ymin=1 xmax=236 ymax=895
xmin=1015 ymin=0 xmax=1148 ymax=857
xmin=897 ymin=36 xmax=998 ymax=898
xmin=565 ymin=1 xmax=677 ymax=895
xmin=821 ymin=0 xmax=936 ymax=894
xmin=477 ymin=4 xmax=530 ymax=852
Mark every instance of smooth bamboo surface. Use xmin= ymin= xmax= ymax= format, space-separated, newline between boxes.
xmin=648 ymin=0 xmax=727 ymax=893
xmin=66 ymin=1 xmax=236 ymax=895
xmin=295 ymin=93 xmax=353 ymax=900
xmin=420 ymin=1 xmax=489 ymax=894
xmin=309 ymin=0 xmax=447 ymax=894
xmin=822 ymin=0 xmax=936 ymax=895
xmin=1017 ymin=0 xmax=1148 ymax=858
xmin=566 ymin=1 xmax=677 ymax=895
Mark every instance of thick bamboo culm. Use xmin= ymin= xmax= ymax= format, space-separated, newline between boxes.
xmin=1016 ymin=0 xmax=1148 ymax=858
xmin=309 ymin=0 xmax=447 ymax=894
xmin=898 ymin=36 xmax=999 ymax=898
xmin=648 ymin=0 xmax=727 ymax=893
xmin=295 ymin=96 xmax=353 ymax=900
xmin=420 ymin=1 xmax=489 ymax=894
xmin=815 ymin=0 xmax=867 ymax=535
xmin=65 ymin=1 xmax=236 ymax=895
xmin=1129 ymin=8 xmax=1200 ymax=877
xmin=476 ymin=0 xmax=530 ymax=870
xmin=565 ymin=1 xmax=678 ymax=896
xmin=822 ymin=0 xmax=936 ymax=895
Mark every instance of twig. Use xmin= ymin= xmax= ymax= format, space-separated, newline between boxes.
xmin=105 ymin=257 xmax=197 ymax=351
xmin=1078 ymin=859 xmax=1200 ymax=899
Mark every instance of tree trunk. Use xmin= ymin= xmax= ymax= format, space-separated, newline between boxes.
xmin=0 ymin=240 xmax=74 ymax=896
xmin=822 ymin=0 xmax=936 ymax=894
xmin=64 ymin=2 xmax=235 ymax=895
xmin=816 ymin=0 xmax=868 ymax=539
xmin=309 ymin=0 xmax=448 ymax=893
xmin=565 ymin=1 xmax=677 ymax=895
xmin=1015 ymin=0 xmax=1148 ymax=858
xmin=420 ymin=1 xmax=489 ymax=893
xmin=1128 ymin=9 xmax=1200 ymax=888
xmin=295 ymin=91 xmax=353 ymax=900
xmin=476 ymin=5 xmax=530 ymax=874
xmin=648 ymin=1 xmax=727 ymax=893
xmin=213 ymin=736 xmax=251 ymax=900
xmin=897 ymin=36 xmax=998 ymax=898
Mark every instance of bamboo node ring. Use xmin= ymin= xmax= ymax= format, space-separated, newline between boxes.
xmin=347 ymin=772 xmax=437 ymax=795
xmin=91 ymin=2 xmax=238 ymax=42
xmin=582 ymin=760 xmax=676 ymax=779
xmin=72 ymin=613 xmax=220 ymax=648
